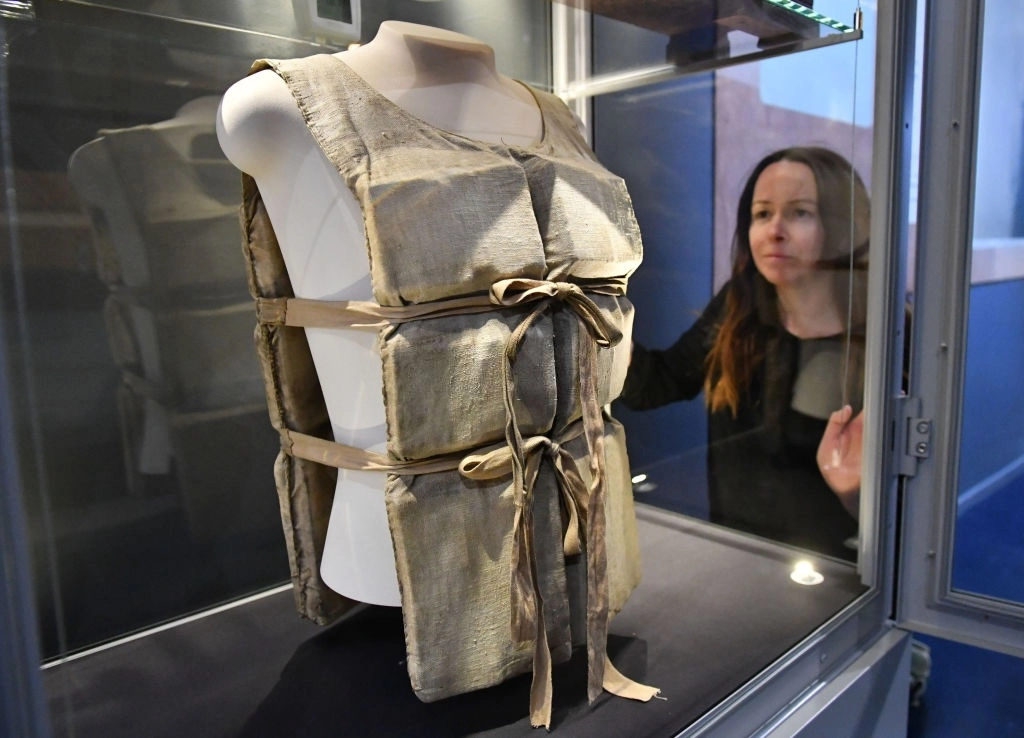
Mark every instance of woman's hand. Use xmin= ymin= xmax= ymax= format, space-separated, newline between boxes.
xmin=817 ymin=405 xmax=863 ymax=519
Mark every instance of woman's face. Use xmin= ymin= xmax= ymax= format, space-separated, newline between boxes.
xmin=748 ymin=160 xmax=826 ymax=291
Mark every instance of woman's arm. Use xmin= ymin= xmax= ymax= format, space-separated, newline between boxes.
xmin=618 ymin=286 xmax=729 ymax=411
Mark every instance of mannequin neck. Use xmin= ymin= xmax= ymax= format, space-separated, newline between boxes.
xmin=335 ymin=21 xmax=542 ymax=146
xmin=341 ymin=21 xmax=504 ymax=94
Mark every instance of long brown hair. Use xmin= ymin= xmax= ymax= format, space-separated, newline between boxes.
xmin=704 ymin=146 xmax=870 ymax=415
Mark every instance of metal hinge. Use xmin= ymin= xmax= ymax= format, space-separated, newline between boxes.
xmin=895 ymin=395 xmax=932 ymax=478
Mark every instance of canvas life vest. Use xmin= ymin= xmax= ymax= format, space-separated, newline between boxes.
xmin=237 ymin=53 xmax=658 ymax=727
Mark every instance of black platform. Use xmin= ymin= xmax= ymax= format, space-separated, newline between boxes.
xmin=44 ymin=505 xmax=866 ymax=737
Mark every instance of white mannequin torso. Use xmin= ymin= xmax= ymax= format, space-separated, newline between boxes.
xmin=216 ymin=21 xmax=544 ymax=606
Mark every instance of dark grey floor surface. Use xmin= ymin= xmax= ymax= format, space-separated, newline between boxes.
xmin=44 ymin=506 xmax=866 ymax=738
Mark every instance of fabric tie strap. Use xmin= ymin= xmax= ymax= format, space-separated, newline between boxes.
xmin=483 ymin=277 xmax=635 ymax=728
xmin=256 ymin=293 xmax=498 ymax=329
xmin=460 ymin=423 xmax=660 ymax=726
xmin=279 ymin=428 xmax=464 ymax=475
xmin=461 ymin=429 xmax=578 ymax=728
xmin=489 ymin=277 xmax=623 ymax=348
xmin=460 ymin=425 xmax=590 ymax=636
xmin=254 ymin=275 xmax=627 ymax=333
xmin=259 ymin=276 xmax=649 ymax=728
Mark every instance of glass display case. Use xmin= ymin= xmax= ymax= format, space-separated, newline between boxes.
xmin=1 ymin=1 xmax=1022 ymax=736
xmin=896 ymin=0 xmax=1024 ymax=654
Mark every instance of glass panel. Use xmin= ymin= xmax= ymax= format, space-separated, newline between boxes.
xmin=560 ymin=0 xmax=861 ymax=98
xmin=0 ymin=11 xmax=309 ymax=661
xmin=580 ymin=5 xmax=878 ymax=725
xmin=51 ymin=0 xmax=552 ymax=84
xmin=0 ymin=0 xmax=551 ymax=665
xmin=0 ymin=2 xmax=890 ymax=735
xmin=54 ymin=0 xmax=308 ymax=41
xmin=600 ymin=0 xmax=874 ymax=562
xmin=952 ymin=0 xmax=1024 ymax=605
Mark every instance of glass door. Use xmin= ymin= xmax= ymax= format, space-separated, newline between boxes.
xmin=897 ymin=0 xmax=1024 ymax=655
xmin=550 ymin=1 xmax=919 ymax=734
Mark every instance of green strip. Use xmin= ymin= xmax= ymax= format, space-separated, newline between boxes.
xmin=764 ymin=0 xmax=856 ymax=34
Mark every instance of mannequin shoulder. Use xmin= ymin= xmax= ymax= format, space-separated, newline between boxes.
xmin=216 ymin=69 xmax=306 ymax=175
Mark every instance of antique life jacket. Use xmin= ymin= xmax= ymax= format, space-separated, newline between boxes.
xmin=238 ymin=53 xmax=656 ymax=727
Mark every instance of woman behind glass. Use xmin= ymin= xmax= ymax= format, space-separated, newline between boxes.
xmin=620 ymin=146 xmax=868 ymax=561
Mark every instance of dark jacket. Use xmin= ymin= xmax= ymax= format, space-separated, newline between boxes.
xmin=619 ymin=278 xmax=859 ymax=561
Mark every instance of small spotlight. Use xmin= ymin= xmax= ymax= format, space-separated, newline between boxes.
xmin=630 ymin=473 xmax=656 ymax=493
xmin=790 ymin=560 xmax=824 ymax=586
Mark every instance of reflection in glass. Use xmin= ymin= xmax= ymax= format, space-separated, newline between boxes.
xmin=1 ymin=18 xmax=291 ymax=658
xmin=67 ymin=95 xmax=275 ymax=533
xmin=952 ymin=0 xmax=1024 ymax=605
xmin=0 ymin=3 xmax=891 ymax=735
xmin=562 ymin=0 xmax=861 ymax=96
xmin=2 ymin=0 xmax=554 ymax=663
xmin=52 ymin=1 xmax=301 ymax=41
xmin=619 ymin=146 xmax=869 ymax=562
xmin=591 ymin=5 xmax=873 ymax=565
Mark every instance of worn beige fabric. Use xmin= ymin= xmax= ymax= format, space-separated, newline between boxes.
xmin=552 ymin=293 xmax=635 ymax=430
xmin=380 ymin=310 xmax=557 ymax=460
xmin=572 ymin=417 xmax=643 ymax=616
xmin=239 ymin=53 xmax=650 ymax=725
xmin=386 ymin=454 xmax=573 ymax=702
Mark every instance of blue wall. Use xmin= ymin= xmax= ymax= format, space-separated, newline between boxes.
xmin=952 ymin=278 xmax=1024 ymax=600
xmin=959 ymin=278 xmax=1024 ymax=491
xmin=593 ymin=64 xmax=715 ymax=517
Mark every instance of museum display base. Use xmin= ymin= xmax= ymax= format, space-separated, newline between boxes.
xmin=43 ymin=505 xmax=866 ymax=737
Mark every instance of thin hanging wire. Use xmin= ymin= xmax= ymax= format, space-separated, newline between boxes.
xmin=840 ymin=4 xmax=863 ymax=412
